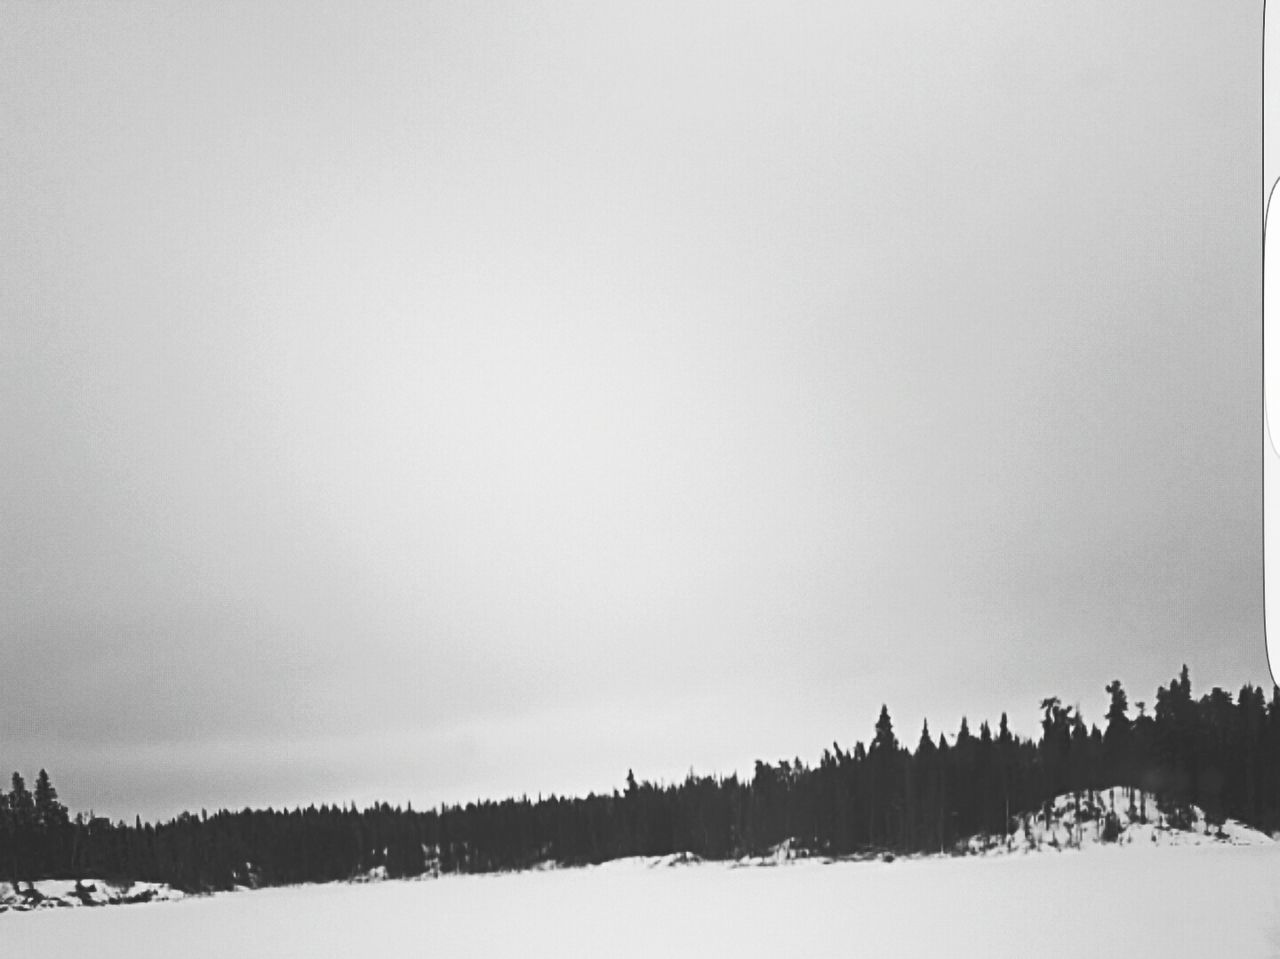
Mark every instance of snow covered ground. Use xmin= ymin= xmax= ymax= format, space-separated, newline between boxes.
xmin=2 ymin=842 xmax=1278 ymax=958
xmin=967 ymin=787 xmax=1275 ymax=855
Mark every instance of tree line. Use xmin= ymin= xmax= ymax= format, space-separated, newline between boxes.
xmin=2 ymin=666 xmax=1277 ymax=892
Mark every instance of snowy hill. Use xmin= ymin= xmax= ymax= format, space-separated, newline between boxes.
xmin=0 ymin=879 xmax=183 ymax=913
xmin=964 ymin=787 xmax=1275 ymax=855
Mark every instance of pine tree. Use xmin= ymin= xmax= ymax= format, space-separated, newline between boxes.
xmin=873 ymin=705 xmax=898 ymax=753
xmin=9 ymin=773 xmax=34 ymax=886
xmin=868 ymin=705 xmax=899 ymax=850
xmin=1103 ymin=679 xmax=1131 ymax=785
xmin=32 ymin=770 xmax=67 ymax=875
xmin=997 ymin=712 xmax=1015 ymax=840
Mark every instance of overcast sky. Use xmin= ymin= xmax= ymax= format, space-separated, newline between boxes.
xmin=1 ymin=1 xmax=1269 ymax=822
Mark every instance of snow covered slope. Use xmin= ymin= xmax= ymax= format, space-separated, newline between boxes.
xmin=964 ymin=788 xmax=1274 ymax=855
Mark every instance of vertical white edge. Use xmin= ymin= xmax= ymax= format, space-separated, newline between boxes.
xmin=1264 ymin=2 xmax=1279 ymax=684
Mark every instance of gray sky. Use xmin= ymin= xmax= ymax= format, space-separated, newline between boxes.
xmin=1 ymin=1 xmax=1269 ymax=822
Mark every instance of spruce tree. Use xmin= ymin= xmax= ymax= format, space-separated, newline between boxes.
xmin=9 ymin=773 xmax=34 ymax=886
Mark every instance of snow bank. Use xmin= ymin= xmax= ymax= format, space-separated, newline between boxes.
xmin=589 ymin=851 xmax=704 ymax=872
xmin=0 ymin=879 xmax=183 ymax=913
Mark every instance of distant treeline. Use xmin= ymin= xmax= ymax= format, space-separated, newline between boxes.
xmin=2 ymin=666 xmax=1278 ymax=892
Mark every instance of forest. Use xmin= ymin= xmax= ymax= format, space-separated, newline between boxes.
xmin=1 ymin=666 xmax=1277 ymax=893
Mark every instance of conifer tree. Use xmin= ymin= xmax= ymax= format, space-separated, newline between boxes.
xmin=9 ymin=772 xmax=34 ymax=885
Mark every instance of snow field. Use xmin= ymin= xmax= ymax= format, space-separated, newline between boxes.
xmin=4 ymin=842 xmax=1278 ymax=958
